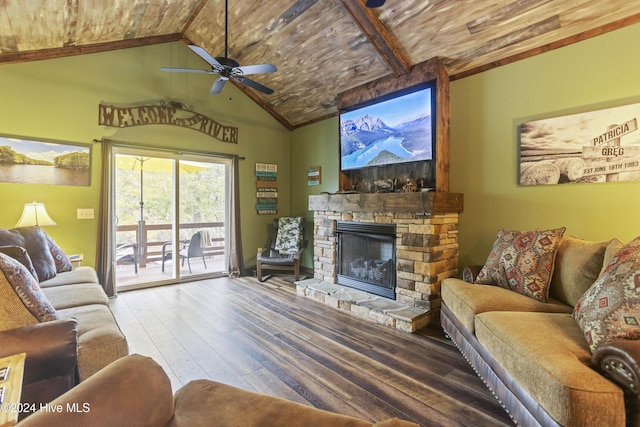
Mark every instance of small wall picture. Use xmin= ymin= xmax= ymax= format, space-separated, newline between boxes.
xmin=0 ymin=135 xmax=91 ymax=186
xmin=519 ymin=102 xmax=640 ymax=186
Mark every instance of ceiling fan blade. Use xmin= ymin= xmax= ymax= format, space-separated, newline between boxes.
xmin=161 ymin=67 xmax=212 ymax=74
xmin=188 ymin=45 xmax=223 ymax=68
xmin=365 ymin=0 xmax=386 ymax=7
xmin=210 ymin=78 xmax=227 ymax=94
xmin=233 ymin=76 xmax=274 ymax=95
xmin=234 ymin=63 xmax=277 ymax=75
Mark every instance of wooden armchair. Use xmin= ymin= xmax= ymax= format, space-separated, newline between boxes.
xmin=256 ymin=217 xmax=307 ymax=282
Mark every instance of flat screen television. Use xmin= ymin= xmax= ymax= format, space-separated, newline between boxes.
xmin=339 ymin=85 xmax=435 ymax=171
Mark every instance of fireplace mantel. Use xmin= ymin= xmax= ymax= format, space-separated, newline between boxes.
xmin=309 ymin=191 xmax=463 ymax=214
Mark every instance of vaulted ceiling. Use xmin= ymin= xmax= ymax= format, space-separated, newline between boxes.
xmin=2 ymin=1 xmax=639 ymax=129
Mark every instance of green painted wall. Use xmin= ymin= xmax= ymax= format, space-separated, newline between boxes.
xmin=0 ymin=42 xmax=291 ymax=269
xmin=291 ymin=118 xmax=340 ymax=268
xmin=292 ymin=23 xmax=640 ymax=271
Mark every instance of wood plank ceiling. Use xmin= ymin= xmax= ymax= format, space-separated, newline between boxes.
xmin=1 ymin=0 xmax=639 ymax=130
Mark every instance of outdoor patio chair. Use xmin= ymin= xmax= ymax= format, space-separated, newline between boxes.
xmin=115 ymin=243 xmax=138 ymax=273
xmin=162 ymin=231 xmax=210 ymax=273
xmin=256 ymin=217 xmax=307 ymax=282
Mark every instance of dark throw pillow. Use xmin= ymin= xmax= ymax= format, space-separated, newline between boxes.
xmin=0 ymin=246 xmax=39 ymax=281
xmin=0 ymin=226 xmax=57 ymax=281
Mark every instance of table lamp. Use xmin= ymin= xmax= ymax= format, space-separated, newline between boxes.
xmin=15 ymin=201 xmax=57 ymax=227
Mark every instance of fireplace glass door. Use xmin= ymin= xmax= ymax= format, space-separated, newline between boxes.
xmin=336 ymin=221 xmax=396 ymax=299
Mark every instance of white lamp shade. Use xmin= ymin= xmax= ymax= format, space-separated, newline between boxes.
xmin=15 ymin=202 xmax=57 ymax=227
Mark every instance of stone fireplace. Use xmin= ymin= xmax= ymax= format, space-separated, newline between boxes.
xmin=306 ymin=192 xmax=463 ymax=330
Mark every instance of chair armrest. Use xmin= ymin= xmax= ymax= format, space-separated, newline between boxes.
xmin=0 ymin=319 xmax=78 ymax=386
xmin=462 ymin=265 xmax=483 ymax=283
xmin=593 ymin=340 xmax=640 ymax=399
xmin=17 ymin=355 xmax=174 ymax=427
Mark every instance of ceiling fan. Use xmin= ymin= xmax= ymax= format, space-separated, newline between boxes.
xmin=161 ymin=0 xmax=277 ymax=95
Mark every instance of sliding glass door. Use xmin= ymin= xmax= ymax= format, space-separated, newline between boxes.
xmin=113 ymin=147 xmax=230 ymax=290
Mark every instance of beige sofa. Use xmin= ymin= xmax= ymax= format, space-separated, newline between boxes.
xmin=0 ymin=226 xmax=128 ymax=410
xmin=441 ymin=232 xmax=640 ymax=427
xmin=18 ymin=354 xmax=419 ymax=427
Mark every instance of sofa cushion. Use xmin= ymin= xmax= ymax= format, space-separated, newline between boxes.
xmin=475 ymin=311 xmax=625 ymax=427
xmin=57 ymin=304 xmax=129 ymax=381
xmin=39 ymin=266 xmax=100 ymax=288
xmin=43 ymin=283 xmax=109 ymax=310
xmin=573 ymin=236 xmax=640 ymax=352
xmin=44 ymin=233 xmax=73 ymax=273
xmin=0 ymin=226 xmax=57 ymax=281
xmin=0 ymin=245 xmax=39 ymax=281
xmin=549 ymin=236 xmax=609 ymax=307
xmin=0 ymin=253 xmax=58 ymax=323
xmin=441 ymin=278 xmax=572 ymax=333
xmin=476 ymin=227 xmax=566 ymax=302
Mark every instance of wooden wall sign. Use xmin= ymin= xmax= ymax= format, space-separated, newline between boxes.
xmin=98 ymin=100 xmax=238 ymax=143
xmin=256 ymin=163 xmax=277 ymax=215
xmin=307 ymin=166 xmax=321 ymax=186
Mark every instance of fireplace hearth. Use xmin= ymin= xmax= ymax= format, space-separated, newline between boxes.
xmin=336 ymin=221 xmax=395 ymax=299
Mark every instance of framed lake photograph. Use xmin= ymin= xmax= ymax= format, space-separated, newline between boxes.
xmin=0 ymin=135 xmax=91 ymax=186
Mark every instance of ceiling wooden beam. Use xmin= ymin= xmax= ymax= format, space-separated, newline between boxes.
xmin=0 ymin=34 xmax=182 ymax=65
xmin=339 ymin=0 xmax=411 ymax=77
xmin=232 ymin=82 xmax=295 ymax=131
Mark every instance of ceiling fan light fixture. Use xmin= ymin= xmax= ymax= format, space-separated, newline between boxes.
xmin=365 ymin=0 xmax=386 ymax=8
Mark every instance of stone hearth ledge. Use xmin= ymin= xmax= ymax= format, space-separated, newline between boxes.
xmin=295 ymin=278 xmax=432 ymax=333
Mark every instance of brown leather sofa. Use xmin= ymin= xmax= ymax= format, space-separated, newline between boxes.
xmin=0 ymin=319 xmax=78 ymax=415
xmin=17 ymin=354 xmax=419 ymax=427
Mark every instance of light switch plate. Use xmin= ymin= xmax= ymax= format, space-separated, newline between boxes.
xmin=77 ymin=208 xmax=94 ymax=219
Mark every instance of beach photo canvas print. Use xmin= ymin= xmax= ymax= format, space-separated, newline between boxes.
xmin=519 ymin=102 xmax=640 ymax=186
xmin=0 ymin=135 xmax=91 ymax=186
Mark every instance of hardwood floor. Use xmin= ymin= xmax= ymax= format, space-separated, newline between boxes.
xmin=109 ymin=275 xmax=513 ymax=426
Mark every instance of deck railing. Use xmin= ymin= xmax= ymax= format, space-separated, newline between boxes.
xmin=116 ymin=221 xmax=225 ymax=268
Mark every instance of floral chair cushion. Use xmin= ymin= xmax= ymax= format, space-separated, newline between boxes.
xmin=274 ymin=217 xmax=303 ymax=255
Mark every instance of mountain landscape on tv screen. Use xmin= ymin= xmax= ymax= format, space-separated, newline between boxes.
xmin=340 ymin=113 xmax=432 ymax=170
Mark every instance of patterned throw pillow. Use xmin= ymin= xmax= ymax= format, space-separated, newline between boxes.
xmin=476 ymin=227 xmax=566 ymax=302
xmin=44 ymin=232 xmax=73 ymax=272
xmin=274 ymin=217 xmax=303 ymax=255
xmin=573 ymin=236 xmax=640 ymax=353
xmin=0 ymin=253 xmax=59 ymax=322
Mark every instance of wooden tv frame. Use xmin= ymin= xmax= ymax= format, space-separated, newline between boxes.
xmin=336 ymin=57 xmax=450 ymax=193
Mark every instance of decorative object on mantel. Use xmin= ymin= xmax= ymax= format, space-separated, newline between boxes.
xmin=520 ymin=101 xmax=640 ymax=186
xmin=256 ymin=163 xmax=277 ymax=215
xmin=0 ymin=135 xmax=90 ymax=186
xmin=98 ymin=100 xmax=238 ymax=144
